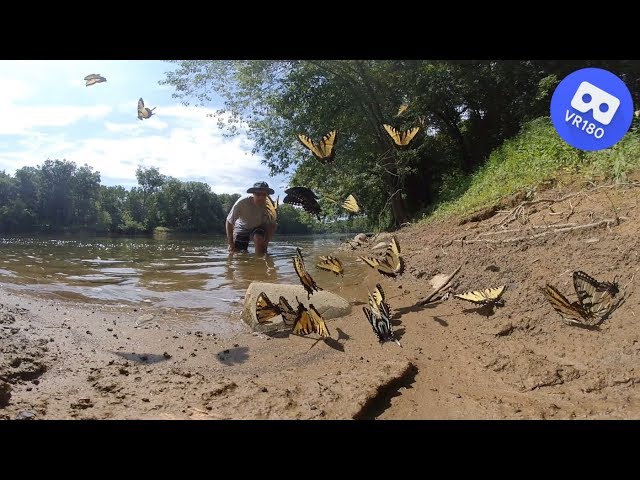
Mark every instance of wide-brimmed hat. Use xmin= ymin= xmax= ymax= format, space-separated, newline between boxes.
xmin=247 ymin=181 xmax=275 ymax=195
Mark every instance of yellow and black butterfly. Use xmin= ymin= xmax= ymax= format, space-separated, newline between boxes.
xmin=359 ymin=235 xmax=404 ymax=278
xmin=265 ymin=195 xmax=279 ymax=224
xmin=454 ymin=285 xmax=507 ymax=307
xmin=291 ymin=299 xmax=330 ymax=338
xmin=137 ymin=97 xmax=156 ymax=120
xmin=297 ymin=130 xmax=338 ymax=164
xmin=573 ymin=270 xmax=619 ymax=320
xmin=293 ymin=247 xmax=323 ymax=299
xmin=316 ymin=255 xmax=344 ymax=277
xmin=341 ymin=194 xmax=362 ymax=215
xmin=277 ymin=296 xmax=299 ymax=327
xmin=255 ymin=292 xmax=281 ymax=324
xmin=396 ymin=104 xmax=409 ymax=117
xmin=363 ymin=284 xmax=400 ymax=346
xmin=542 ymin=271 xmax=620 ymax=327
xmin=84 ymin=74 xmax=106 ymax=86
xmin=283 ymin=186 xmax=322 ymax=220
xmin=382 ymin=124 xmax=420 ymax=148
xmin=540 ymin=284 xmax=590 ymax=326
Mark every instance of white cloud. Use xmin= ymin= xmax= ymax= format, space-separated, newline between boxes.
xmin=0 ymin=104 xmax=113 ymax=135
xmin=0 ymin=60 xmax=290 ymax=197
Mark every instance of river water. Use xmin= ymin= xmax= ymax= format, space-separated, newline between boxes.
xmin=0 ymin=233 xmax=372 ymax=334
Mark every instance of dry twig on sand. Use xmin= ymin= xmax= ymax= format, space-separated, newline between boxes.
xmin=417 ymin=264 xmax=462 ymax=306
xmin=462 ymin=218 xmax=625 ymax=244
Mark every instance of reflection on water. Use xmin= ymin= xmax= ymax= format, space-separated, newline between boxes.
xmin=0 ymin=234 xmax=372 ymax=334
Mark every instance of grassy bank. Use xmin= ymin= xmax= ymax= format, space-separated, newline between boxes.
xmin=421 ymin=116 xmax=640 ymax=224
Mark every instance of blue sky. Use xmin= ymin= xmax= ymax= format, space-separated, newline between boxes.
xmin=0 ymin=60 xmax=290 ymax=199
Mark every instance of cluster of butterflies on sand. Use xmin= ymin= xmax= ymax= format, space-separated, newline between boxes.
xmin=253 ymin=236 xmax=405 ymax=345
xmin=83 ymin=73 xmax=156 ymax=121
xmin=256 ymin=233 xmax=624 ymax=346
xmin=254 ymin=243 xmax=404 ymax=345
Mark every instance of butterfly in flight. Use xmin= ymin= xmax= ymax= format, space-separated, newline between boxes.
xmin=382 ymin=124 xmax=420 ymax=148
xmin=396 ymin=104 xmax=409 ymax=117
xmin=283 ymin=186 xmax=322 ymax=220
xmin=341 ymin=194 xmax=362 ymax=215
xmin=265 ymin=195 xmax=279 ymax=224
xmin=316 ymin=255 xmax=344 ymax=277
xmin=84 ymin=74 xmax=106 ymax=86
xmin=137 ymin=97 xmax=157 ymax=120
xmin=293 ymin=247 xmax=323 ymax=299
xmin=297 ymin=130 xmax=338 ymax=164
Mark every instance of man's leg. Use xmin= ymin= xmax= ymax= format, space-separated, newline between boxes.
xmin=252 ymin=227 xmax=268 ymax=255
xmin=234 ymin=232 xmax=250 ymax=252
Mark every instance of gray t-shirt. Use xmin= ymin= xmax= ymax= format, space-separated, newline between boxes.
xmin=226 ymin=195 xmax=271 ymax=236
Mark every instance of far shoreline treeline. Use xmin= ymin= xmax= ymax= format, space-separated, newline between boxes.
xmin=0 ymin=161 xmax=366 ymax=236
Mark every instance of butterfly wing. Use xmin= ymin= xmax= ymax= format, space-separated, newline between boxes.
xmin=341 ymin=194 xmax=362 ymax=214
xmin=368 ymin=283 xmax=389 ymax=316
xmin=137 ymin=98 xmax=146 ymax=119
xmin=362 ymin=306 xmax=399 ymax=346
xmin=293 ymin=248 xmax=322 ymax=298
xmin=400 ymin=126 xmax=420 ymax=145
xmin=360 ymin=255 xmax=381 ymax=271
xmin=308 ymin=304 xmax=330 ymax=338
xmin=277 ymin=296 xmax=298 ymax=327
xmin=291 ymin=301 xmax=315 ymax=336
xmin=256 ymin=292 xmax=281 ymax=324
xmin=396 ymin=104 xmax=409 ymax=117
xmin=263 ymin=195 xmax=279 ymax=225
xmin=297 ymin=133 xmax=322 ymax=158
xmin=541 ymin=284 xmax=589 ymax=325
xmin=85 ymin=74 xmax=106 ymax=86
xmin=374 ymin=236 xmax=404 ymax=278
xmin=572 ymin=271 xmax=619 ymax=323
xmin=316 ymin=256 xmax=343 ymax=276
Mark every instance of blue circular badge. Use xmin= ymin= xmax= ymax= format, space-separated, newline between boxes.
xmin=550 ymin=67 xmax=633 ymax=151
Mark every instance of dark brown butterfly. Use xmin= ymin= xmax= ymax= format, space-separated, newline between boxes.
xmin=283 ymin=186 xmax=322 ymax=220
xmin=84 ymin=74 xmax=106 ymax=86
xmin=297 ymin=130 xmax=338 ymax=164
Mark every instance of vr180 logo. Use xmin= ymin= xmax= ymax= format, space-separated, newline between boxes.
xmin=551 ymin=68 xmax=633 ymax=151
